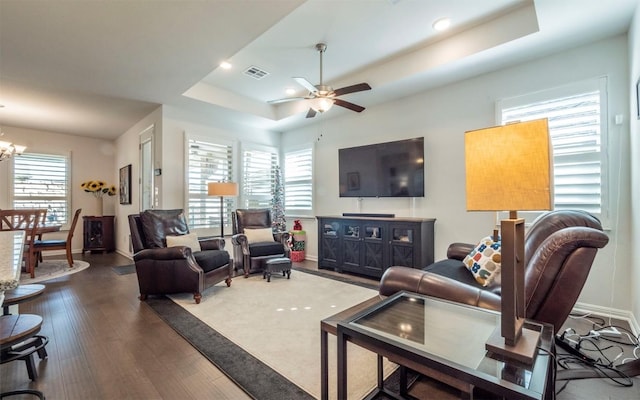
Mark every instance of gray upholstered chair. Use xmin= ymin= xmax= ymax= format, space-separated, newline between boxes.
xmin=231 ymin=208 xmax=290 ymax=277
xmin=379 ymin=210 xmax=609 ymax=332
xmin=128 ymin=209 xmax=233 ymax=304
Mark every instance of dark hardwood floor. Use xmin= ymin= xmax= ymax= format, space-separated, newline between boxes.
xmin=1 ymin=252 xmax=250 ymax=400
xmin=2 ymin=253 xmax=638 ymax=399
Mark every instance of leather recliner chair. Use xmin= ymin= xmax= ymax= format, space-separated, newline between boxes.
xmin=128 ymin=209 xmax=233 ymax=304
xmin=231 ymin=208 xmax=290 ymax=277
xmin=379 ymin=210 xmax=609 ymax=332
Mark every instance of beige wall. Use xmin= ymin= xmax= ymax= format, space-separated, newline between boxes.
xmin=0 ymin=126 xmax=117 ymax=253
xmin=284 ymin=35 xmax=634 ymax=318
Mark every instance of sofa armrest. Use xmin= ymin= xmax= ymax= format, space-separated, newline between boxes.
xmin=133 ymin=246 xmax=193 ymax=262
xmin=379 ymin=266 xmax=501 ymax=312
xmin=446 ymin=242 xmax=475 ymax=260
xmin=231 ymin=234 xmax=250 ymax=255
xmin=199 ymin=236 xmax=225 ymax=251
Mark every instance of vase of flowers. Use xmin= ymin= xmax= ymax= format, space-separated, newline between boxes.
xmin=81 ymin=180 xmax=116 ymax=216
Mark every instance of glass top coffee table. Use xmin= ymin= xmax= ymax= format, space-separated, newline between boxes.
xmin=335 ymin=291 xmax=554 ymax=399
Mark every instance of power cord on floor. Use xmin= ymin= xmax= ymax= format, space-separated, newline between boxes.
xmin=555 ymin=329 xmax=637 ymax=395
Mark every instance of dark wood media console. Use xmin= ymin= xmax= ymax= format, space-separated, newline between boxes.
xmin=316 ymin=215 xmax=435 ymax=279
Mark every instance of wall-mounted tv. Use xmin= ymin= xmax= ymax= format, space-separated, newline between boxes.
xmin=339 ymin=137 xmax=425 ymax=198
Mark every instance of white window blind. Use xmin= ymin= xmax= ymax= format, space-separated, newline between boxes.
xmin=12 ymin=153 xmax=70 ymax=224
xmin=187 ymin=139 xmax=233 ymax=229
xmin=284 ymin=147 xmax=313 ymax=215
xmin=241 ymin=148 xmax=278 ymax=209
xmin=498 ymin=78 xmax=607 ymax=219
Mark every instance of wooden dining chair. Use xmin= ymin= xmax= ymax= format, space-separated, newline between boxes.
xmin=34 ymin=208 xmax=82 ymax=268
xmin=0 ymin=209 xmax=44 ymax=278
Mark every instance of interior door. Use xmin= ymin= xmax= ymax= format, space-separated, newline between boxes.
xmin=139 ymin=125 xmax=154 ymax=211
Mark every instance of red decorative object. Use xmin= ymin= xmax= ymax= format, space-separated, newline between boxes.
xmin=290 ymin=250 xmax=305 ymax=262
xmin=293 ymin=220 xmax=303 ymax=231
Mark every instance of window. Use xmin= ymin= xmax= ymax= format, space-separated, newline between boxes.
xmin=284 ymin=146 xmax=313 ymax=216
xmin=12 ymin=153 xmax=70 ymax=225
xmin=497 ymin=77 xmax=608 ymax=222
xmin=186 ymin=138 xmax=234 ymax=229
xmin=241 ymin=146 xmax=278 ymax=209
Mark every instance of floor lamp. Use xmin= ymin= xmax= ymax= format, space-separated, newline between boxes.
xmin=465 ymin=118 xmax=553 ymax=365
xmin=207 ymin=182 xmax=239 ymax=238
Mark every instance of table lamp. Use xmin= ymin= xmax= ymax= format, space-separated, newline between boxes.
xmin=465 ymin=118 xmax=553 ymax=364
xmin=207 ymin=182 xmax=239 ymax=237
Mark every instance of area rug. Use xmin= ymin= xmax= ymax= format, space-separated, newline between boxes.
xmin=149 ymin=270 xmax=397 ymax=400
xmin=20 ymin=259 xmax=90 ymax=284
xmin=111 ymin=264 xmax=136 ymax=275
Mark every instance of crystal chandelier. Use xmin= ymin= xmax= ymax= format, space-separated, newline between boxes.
xmin=0 ymin=135 xmax=27 ymax=162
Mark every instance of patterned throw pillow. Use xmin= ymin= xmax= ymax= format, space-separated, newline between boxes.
xmin=463 ymin=235 xmax=502 ymax=287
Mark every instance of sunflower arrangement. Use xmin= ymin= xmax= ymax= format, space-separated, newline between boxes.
xmin=81 ymin=180 xmax=117 ymax=198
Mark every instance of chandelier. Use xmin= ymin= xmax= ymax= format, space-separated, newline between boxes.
xmin=0 ymin=137 xmax=27 ymax=162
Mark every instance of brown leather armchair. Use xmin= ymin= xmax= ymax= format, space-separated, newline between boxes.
xmin=128 ymin=209 xmax=233 ymax=304
xmin=231 ymin=208 xmax=290 ymax=277
xmin=379 ymin=210 xmax=609 ymax=332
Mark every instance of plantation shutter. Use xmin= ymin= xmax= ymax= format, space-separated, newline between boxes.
xmin=284 ymin=147 xmax=313 ymax=214
xmin=499 ymin=78 xmax=606 ymax=217
xmin=242 ymin=148 xmax=277 ymax=209
xmin=187 ymin=139 xmax=233 ymax=229
xmin=13 ymin=153 xmax=70 ymax=224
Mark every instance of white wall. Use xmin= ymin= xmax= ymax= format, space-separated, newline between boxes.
xmin=284 ymin=35 xmax=633 ymax=313
xmin=0 ymin=126 xmax=117 ymax=253
xmin=628 ymin=4 xmax=640 ymax=328
xmin=114 ymin=106 xmax=163 ymax=254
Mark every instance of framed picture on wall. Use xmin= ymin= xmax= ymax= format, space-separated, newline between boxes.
xmin=119 ymin=164 xmax=132 ymax=205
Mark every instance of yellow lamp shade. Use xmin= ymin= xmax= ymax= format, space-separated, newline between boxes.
xmin=207 ymin=182 xmax=239 ymax=196
xmin=465 ymin=119 xmax=553 ymax=212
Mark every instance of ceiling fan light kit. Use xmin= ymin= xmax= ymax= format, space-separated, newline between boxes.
xmin=268 ymin=43 xmax=371 ymax=118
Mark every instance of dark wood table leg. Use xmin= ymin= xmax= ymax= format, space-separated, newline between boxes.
xmin=321 ymin=329 xmax=328 ymax=400
xmin=337 ymin=329 xmax=348 ymax=400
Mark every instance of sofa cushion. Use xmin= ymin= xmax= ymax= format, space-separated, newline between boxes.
xmin=140 ymin=209 xmax=189 ymax=248
xmin=462 ymin=235 xmax=502 ymax=287
xmin=166 ymin=232 xmax=201 ymax=252
xmin=193 ymin=249 xmax=230 ymax=273
xmin=249 ymin=242 xmax=285 ymax=257
xmin=243 ymin=227 xmax=275 ymax=244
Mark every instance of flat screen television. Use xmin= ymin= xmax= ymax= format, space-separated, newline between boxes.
xmin=339 ymin=137 xmax=425 ymax=197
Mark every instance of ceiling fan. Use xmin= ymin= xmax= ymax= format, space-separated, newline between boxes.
xmin=268 ymin=43 xmax=371 ymax=118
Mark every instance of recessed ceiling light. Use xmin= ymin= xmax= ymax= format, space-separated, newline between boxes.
xmin=219 ymin=61 xmax=232 ymax=70
xmin=432 ymin=17 xmax=451 ymax=32
xmin=285 ymin=88 xmax=296 ymax=95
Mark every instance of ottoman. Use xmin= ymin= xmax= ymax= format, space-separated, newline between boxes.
xmin=263 ymin=257 xmax=292 ymax=282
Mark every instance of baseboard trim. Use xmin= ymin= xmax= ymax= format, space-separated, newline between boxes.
xmin=573 ymin=301 xmax=639 ymax=335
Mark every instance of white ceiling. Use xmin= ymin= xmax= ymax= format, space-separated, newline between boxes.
xmin=1 ymin=0 xmax=638 ymax=140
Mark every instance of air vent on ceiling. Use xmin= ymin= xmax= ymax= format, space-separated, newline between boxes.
xmin=244 ymin=66 xmax=269 ymax=80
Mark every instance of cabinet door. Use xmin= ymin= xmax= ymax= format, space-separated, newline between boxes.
xmin=85 ymin=219 xmax=105 ymax=248
xmin=319 ymin=220 xmax=341 ymax=269
xmin=388 ymin=223 xmax=416 ymax=267
xmin=361 ymin=222 xmax=385 ymax=277
xmin=341 ymin=221 xmax=361 ymax=272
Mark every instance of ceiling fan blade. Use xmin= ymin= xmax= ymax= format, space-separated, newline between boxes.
xmin=267 ymin=96 xmax=309 ymax=104
xmin=305 ymin=108 xmax=317 ymax=118
xmin=332 ymin=83 xmax=371 ymax=97
xmin=293 ymin=77 xmax=317 ymax=93
xmin=334 ymin=98 xmax=365 ymax=113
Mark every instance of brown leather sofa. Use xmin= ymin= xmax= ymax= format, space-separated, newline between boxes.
xmin=231 ymin=208 xmax=290 ymax=277
xmin=128 ymin=209 xmax=233 ymax=304
xmin=379 ymin=210 xmax=609 ymax=332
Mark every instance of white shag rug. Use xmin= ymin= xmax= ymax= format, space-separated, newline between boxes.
xmin=20 ymin=259 xmax=90 ymax=284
